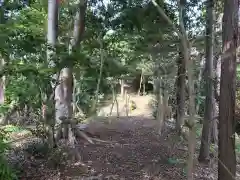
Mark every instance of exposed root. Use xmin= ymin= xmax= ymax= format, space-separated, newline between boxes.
xmin=91 ymin=137 xmax=116 ymax=144
xmin=76 ymin=129 xmax=116 ymax=145
xmin=75 ymin=129 xmax=94 ymax=144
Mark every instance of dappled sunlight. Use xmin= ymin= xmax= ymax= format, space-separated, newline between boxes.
xmin=97 ymin=94 xmax=154 ymax=118
xmin=0 ymin=0 xmax=238 ymax=179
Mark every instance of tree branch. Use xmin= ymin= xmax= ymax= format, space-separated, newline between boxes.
xmin=190 ymin=31 xmax=222 ymax=45
xmin=178 ymin=0 xmax=187 ymax=40
xmin=71 ymin=0 xmax=87 ymax=48
xmin=151 ymin=0 xmax=183 ymax=40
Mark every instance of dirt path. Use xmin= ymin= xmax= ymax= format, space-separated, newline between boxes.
xmin=16 ymin=118 xmax=218 ymax=180
xmin=11 ymin=96 xmax=220 ymax=180
xmin=97 ymin=95 xmax=154 ymax=118
xmin=129 ymin=95 xmax=153 ymax=117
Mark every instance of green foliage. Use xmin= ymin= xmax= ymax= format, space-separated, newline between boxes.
xmin=0 ymin=157 xmax=17 ymax=180
xmin=0 ymin=104 xmax=10 ymax=115
xmin=195 ymin=124 xmax=203 ymax=138
xmin=1 ymin=125 xmax=25 ymax=133
xmin=0 ymin=0 xmax=216 ymax=178
xmin=0 ymin=0 xmax=183 ymax=119
xmin=235 ymin=137 xmax=240 ymax=153
xmin=237 ymin=65 xmax=240 ymax=80
xmin=0 ymin=129 xmax=17 ymax=180
xmin=1 ymin=0 xmax=205 ymax=123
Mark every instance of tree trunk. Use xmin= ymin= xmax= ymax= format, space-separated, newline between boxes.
xmin=157 ymin=77 xmax=164 ymax=135
xmin=218 ymin=0 xmax=238 ymax=179
xmin=211 ymin=97 xmax=218 ymax=144
xmin=55 ymin=0 xmax=86 ymax=139
xmin=175 ymin=0 xmax=187 ymax=133
xmin=195 ymin=53 xmax=204 ymax=115
xmin=211 ymin=10 xmax=219 ymax=145
xmin=109 ymin=83 xmax=119 ymax=117
xmin=198 ymin=0 xmax=214 ymax=163
xmin=176 ymin=52 xmax=186 ymax=132
xmin=178 ymin=0 xmax=196 ymax=178
xmin=163 ymin=90 xmax=169 ymax=121
xmin=55 ymin=68 xmax=73 ymax=138
xmin=120 ymin=79 xmax=125 ymax=98
xmin=151 ymin=0 xmax=196 ymax=178
xmin=0 ymin=1 xmax=6 ymax=123
xmin=0 ymin=58 xmax=5 ymax=105
xmin=214 ymin=54 xmax=221 ymax=102
xmin=90 ymin=34 xmax=104 ymax=115
xmin=54 ymin=1 xmax=87 ymax=163
xmin=46 ymin=0 xmax=59 ymax=148
xmin=47 ymin=0 xmax=58 ymax=61
xmin=154 ymin=65 xmax=160 ymax=120
xmin=143 ymin=76 xmax=146 ymax=95
xmin=138 ymin=69 xmax=143 ymax=95
xmin=184 ymin=44 xmax=196 ymax=180
xmin=125 ymin=93 xmax=130 ymax=116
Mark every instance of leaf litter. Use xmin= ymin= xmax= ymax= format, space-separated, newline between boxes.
xmin=5 ymin=96 xmax=240 ymax=180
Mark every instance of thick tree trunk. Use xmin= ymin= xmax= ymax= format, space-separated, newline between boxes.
xmin=212 ymin=28 xmax=220 ymax=144
xmin=54 ymin=0 xmax=87 ymax=163
xmin=211 ymin=31 xmax=220 ymax=144
xmin=214 ymin=56 xmax=221 ymax=102
xmin=55 ymin=68 xmax=73 ymax=138
xmin=213 ymin=10 xmax=221 ymax=104
xmin=218 ymin=0 xmax=238 ymax=179
xmin=198 ymin=0 xmax=214 ymax=163
xmin=55 ymin=0 xmax=86 ymax=139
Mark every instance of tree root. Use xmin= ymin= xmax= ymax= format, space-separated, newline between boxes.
xmin=91 ymin=137 xmax=116 ymax=144
xmin=76 ymin=129 xmax=116 ymax=144
xmin=54 ymin=117 xmax=118 ymax=164
xmin=75 ymin=129 xmax=94 ymax=144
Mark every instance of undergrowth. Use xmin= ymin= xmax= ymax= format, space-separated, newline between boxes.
xmin=0 ymin=129 xmax=18 ymax=180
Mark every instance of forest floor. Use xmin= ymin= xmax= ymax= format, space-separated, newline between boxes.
xmin=5 ymin=95 xmax=240 ymax=180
